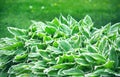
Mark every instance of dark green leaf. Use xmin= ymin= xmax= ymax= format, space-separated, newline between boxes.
xmin=45 ymin=26 xmax=56 ymax=35
xmin=71 ymin=26 xmax=79 ymax=35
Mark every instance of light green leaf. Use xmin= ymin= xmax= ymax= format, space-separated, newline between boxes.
xmin=57 ymin=54 xmax=74 ymax=64
xmin=98 ymin=36 xmax=107 ymax=52
xmin=37 ymin=32 xmax=46 ymax=39
xmin=102 ymin=23 xmax=111 ymax=35
xmin=13 ymin=54 xmax=28 ymax=62
xmin=1 ymin=42 xmax=23 ymax=50
xmin=59 ymin=40 xmax=72 ymax=51
xmin=62 ymin=67 xmax=84 ymax=76
xmin=59 ymin=15 xmax=68 ymax=25
xmin=43 ymin=36 xmax=53 ymax=44
xmin=75 ymin=58 xmax=89 ymax=66
xmin=81 ymin=27 xmax=90 ymax=38
xmin=0 ymin=50 xmax=15 ymax=55
xmin=8 ymin=27 xmax=27 ymax=36
xmin=8 ymin=63 xmax=32 ymax=75
xmin=60 ymin=24 xmax=71 ymax=35
xmin=53 ymin=31 xmax=66 ymax=38
xmin=80 ymin=15 xmax=93 ymax=29
xmin=51 ymin=17 xmax=60 ymax=27
xmin=83 ymin=15 xmax=93 ymax=26
xmin=47 ymin=46 xmax=62 ymax=55
xmin=52 ymin=63 xmax=74 ymax=69
xmin=95 ymin=60 xmax=114 ymax=69
xmin=111 ymin=23 xmax=120 ymax=32
xmin=39 ymin=50 xmax=51 ymax=61
xmin=87 ymin=45 xmax=98 ymax=53
xmin=67 ymin=15 xmax=77 ymax=26
xmin=28 ymin=53 xmax=40 ymax=58
xmin=16 ymin=73 xmax=34 ymax=77
xmin=109 ymin=46 xmax=119 ymax=68
xmin=31 ymin=21 xmax=46 ymax=32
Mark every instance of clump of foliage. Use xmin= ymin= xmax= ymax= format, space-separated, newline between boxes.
xmin=0 ymin=15 xmax=120 ymax=77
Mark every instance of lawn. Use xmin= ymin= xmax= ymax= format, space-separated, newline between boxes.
xmin=0 ymin=0 xmax=120 ymax=37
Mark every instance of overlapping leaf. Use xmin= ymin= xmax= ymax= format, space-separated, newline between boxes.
xmin=0 ymin=15 xmax=120 ymax=77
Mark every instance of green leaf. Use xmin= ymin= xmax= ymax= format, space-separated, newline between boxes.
xmin=43 ymin=36 xmax=53 ymax=44
xmin=8 ymin=27 xmax=27 ymax=36
xmin=52 ymin=41 xmax=59 ymax=47
xmin=102 ymin=23 xmax=111 ymax=35
xmin=16 ymin=73 xmax=34 ymax=77
xmin=93 ymin=69 xmax=120 ymax=77
xmin=116 ymin=37 xmax=120 ymax=49
xmin=45 ymin=26 xmax=56 ymax=35
xmin=37 ymin=32 xmax=46 ymax=39
xmin=31 ymin=21 xmax=46 ymax=32
xmin=57 ymin=54 xmax=74 ymax=64
xmin=71 ymin=26 xmax=79 ymax=35
xmin=83 ymin=54 xmax=95 ymax=63
xmin=80 ymin=15 xmax=93 ymax=30
xmin=13 ymin=54 xmax=28 ymax=62
xmin=111 ymin=23 xmax=120 ymax=32
xmin=60 ymin=24 xmax=71 ymax=35
xmin=37 ymin=43 xmax=47 ymax=49
xmin=75 ymin=58 xmax=89 ymax=66
xmin=62 ymin=67 xmax=84 ymax=76
xmin=67 ymin=15 xmax=77 ymax=26
xmin=47 ymin=69 xmax=58 ymax=77
xmin=0 ymin=50 xmax=15 ymax=55
xmin=52 ymin=63 xmax=74 ymax=69
xmin=93 ymin=69 xmax=108 ymax=76
xmin=81 ymin=27 xmax=90 ymax=38
xmin=53 ymin=31 xmax=66 ymax=38
xmin=47 ymin=46 xmax=62 ymax=55
xmin=1 ymin=42 xmax=23 ymax=50
xmin=8 ymin=63 xmax=32 ymax=75
xmin=39 ymin=50 xmax=51 ymax=61
xmin=1 ymin=15 xmax=120 ymax=77
xmin=70 ymin=35 xmax=82 ymax=48
xmin=108 ymin=32 xmax=117 ymax=40
xmin=83 ymin=53 xmax=106 ymax=64
xmin=103 ymin=60 xmax=114 ymax=69
xmin=51 ymin=17 xmax=60 ymax=27
xmin=90 ymin=33 xmax=100 ymax=44
xmin=0 ymin=55 xmax=12 ymax=69
xmin=28 ymin=53 xmax=40 ymax=58
xmin=98 ymin=36 xmax=107 ymax=53
xmin=59 ymin=40 xmax=72 ymax=51
xmin=109 ymin=46 xmax=119 ymax=68
xmin=95 ymin=60 xmax=114 ymax=69
xmin=32 ymin=65 xmax=46 ymax=75
xmin=90 ymin=53 xmax=106 ymax=63
xmin=59 ymin=15 xmax=68 ymax=25
xmin=84 ymin=15 xmax=93 ymax=26
xmin=87 ymin=45 xmax=98 ymax=53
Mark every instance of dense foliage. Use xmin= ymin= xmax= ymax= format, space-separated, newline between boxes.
xmin=0 ymin=15 xmax=120 ymax=77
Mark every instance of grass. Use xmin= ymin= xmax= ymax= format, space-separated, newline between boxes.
xmin=0 ymin=0 xmax=120 ymax=38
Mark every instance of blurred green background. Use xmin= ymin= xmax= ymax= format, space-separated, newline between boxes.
xmin=0 ymin=0 xmax=120 ymax=38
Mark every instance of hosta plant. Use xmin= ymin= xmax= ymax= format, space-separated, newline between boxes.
xmin=0 ymin=15 xmax=120 ymax=77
